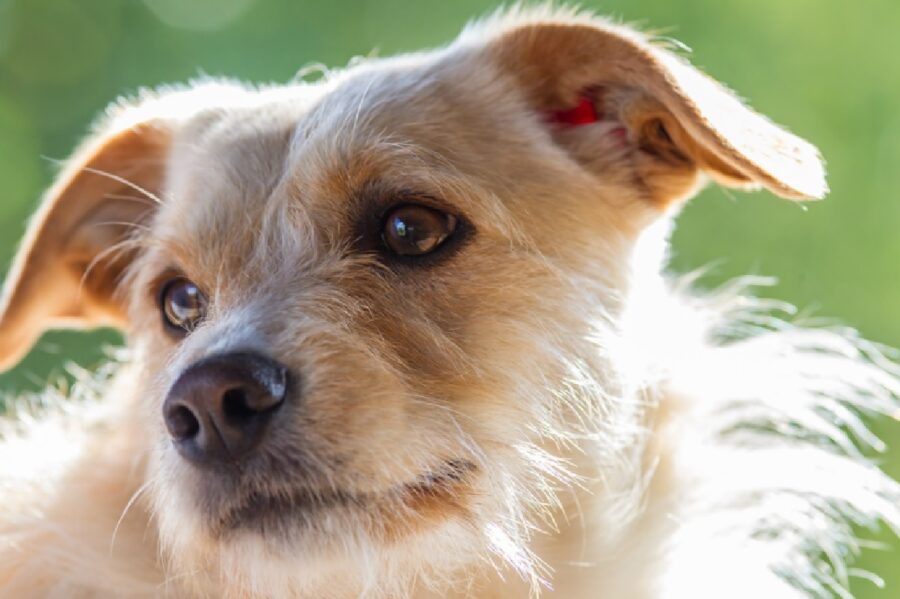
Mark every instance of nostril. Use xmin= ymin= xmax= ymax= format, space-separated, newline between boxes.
xmin=222 ymin=387 xmax=257 ymax=424
xmin=166 ymin=404 xmax=200 ymax=440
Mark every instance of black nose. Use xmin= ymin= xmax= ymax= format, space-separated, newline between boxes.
xmin=163 ymin=352 xmax=289 ymax=466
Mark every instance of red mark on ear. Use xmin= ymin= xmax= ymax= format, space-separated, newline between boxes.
xmin=548 ymin=96 xmax=599 ymax=126
xmin=610 ymin=126 xmax=628 ymax=143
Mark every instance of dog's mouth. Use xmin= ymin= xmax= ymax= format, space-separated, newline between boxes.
xmin=213 ymin=459 xmax=477 ymax=535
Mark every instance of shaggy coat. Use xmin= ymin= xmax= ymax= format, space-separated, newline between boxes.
xmin=0 ymin=7 xmax=896 ymax=599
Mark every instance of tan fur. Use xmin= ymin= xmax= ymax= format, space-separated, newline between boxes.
xmin=0 ymin=7 xmax=893 ymax=598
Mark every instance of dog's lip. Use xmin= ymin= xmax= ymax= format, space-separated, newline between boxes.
xmin=215 ymin=459 xmax=477 ymax=532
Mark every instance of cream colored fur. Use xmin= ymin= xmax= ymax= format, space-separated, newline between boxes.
xmin=0 ymin=7 xmax=896 ymax=599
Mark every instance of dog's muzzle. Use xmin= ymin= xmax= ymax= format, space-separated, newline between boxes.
xmin=162 ymin=352 xmax=289 ymax=466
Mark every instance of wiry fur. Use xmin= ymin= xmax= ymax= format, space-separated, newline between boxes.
xmin=0 ymin=6 xmax=896 ymax=598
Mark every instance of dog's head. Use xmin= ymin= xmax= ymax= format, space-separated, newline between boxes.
xmin=0 ymin=10 xmax=824 ymax=596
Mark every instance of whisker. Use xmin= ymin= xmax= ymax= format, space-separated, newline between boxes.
xmin=70 ymin=164 xmax=164 ymax=206
xmin=109 ymin=477 xmax=154 ymax=556
xmin=157 ymin=565 xmax=206 ymax=594
xmin=102 ymin=192 xmax=162 ymax=207
xmin=90 ymin=220 xmax=154 ymax=233
xmin=77 ymin=234 xmax=147 ymax=301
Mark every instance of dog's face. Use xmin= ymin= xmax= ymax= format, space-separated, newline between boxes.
xmin=0 ymin=11 xmax=825 ymax=596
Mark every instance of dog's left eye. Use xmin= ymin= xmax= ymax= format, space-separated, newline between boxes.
xmin=382 ymin=205 xmax=458 ymax=256
xmin=160 ymin=278 xmax=207 ymax=334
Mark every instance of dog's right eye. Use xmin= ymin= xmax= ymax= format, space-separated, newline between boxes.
xmin=381 ymin=204 xmax=458 ymax=257
xmin=159 ymin=278 xmax=207 ymax=334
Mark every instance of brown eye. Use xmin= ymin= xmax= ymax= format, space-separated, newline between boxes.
xmin=382 ymin=205 xmax=458 ymax=256
xmin=160 ymin=279 xmax=207 ymax=333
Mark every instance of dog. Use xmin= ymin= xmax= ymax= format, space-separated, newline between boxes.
xmin=0 ymin=6 xmax=896 ymax=598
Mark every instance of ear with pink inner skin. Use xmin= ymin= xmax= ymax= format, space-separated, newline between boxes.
xmin=481 ymin=15 xmax=827 ymax=203
xmin=0 ymin=113 xmax=172 ymax=372
xmin=0 ymin=83 xmax=254 ymax=372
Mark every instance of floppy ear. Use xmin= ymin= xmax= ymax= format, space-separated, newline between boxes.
xmin=482 ymin=14 xmax=826 ymax=202
xmin=0 ymin=112 xmax=172 ymax=372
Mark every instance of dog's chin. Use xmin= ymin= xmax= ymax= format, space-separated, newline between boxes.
xmin=153 ymin=458 xmax=483 ymax=599
xmin=181 ymin=459 xmax=478 ymax=546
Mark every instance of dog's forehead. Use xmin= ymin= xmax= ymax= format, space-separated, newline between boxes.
xmin=163 ymin=54 xmax=464 ymax=203
xmin=155 ymin=50 xmax=534 ymax=253
xmin=290 ymin=50 xmax=548 ymax=193
xmin=164 ymin=93 xmax=305 ymax=214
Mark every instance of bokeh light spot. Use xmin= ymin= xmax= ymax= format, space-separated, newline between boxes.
xmin=142 ymin=0 xmax=257 ymax=32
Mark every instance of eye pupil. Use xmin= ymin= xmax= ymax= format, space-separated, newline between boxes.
xmin=383 ymin=205 xmax=457 ymax=257
xmin=161 ymin=279 xmax=207 ymax=333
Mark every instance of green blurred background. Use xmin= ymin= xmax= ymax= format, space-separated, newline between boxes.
xmin=0 ymin=0 xmax=897 ymax=595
